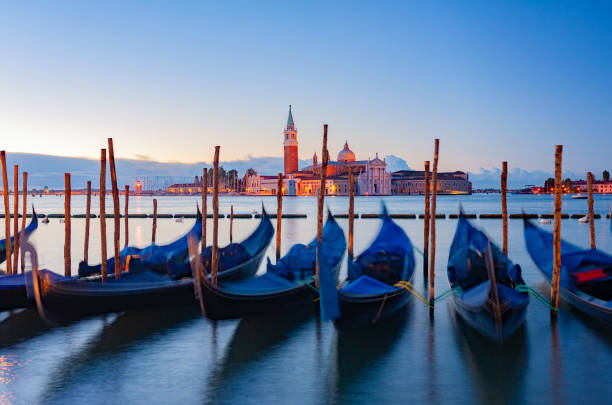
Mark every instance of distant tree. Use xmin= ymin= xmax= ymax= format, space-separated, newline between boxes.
xmin=604 ymin=170 xmax=610 ymax=182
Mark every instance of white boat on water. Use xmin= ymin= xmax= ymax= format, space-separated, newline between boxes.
xmin=539 ymin=218 xmax=552 ymax=224
xmin=578 ymin=215 xmax=589 ymax=223
xmin=572 ymin=193 xmax=587 ymax=199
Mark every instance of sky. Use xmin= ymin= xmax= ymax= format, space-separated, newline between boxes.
xmin=1 ymin=1 xmax=610 ymax=174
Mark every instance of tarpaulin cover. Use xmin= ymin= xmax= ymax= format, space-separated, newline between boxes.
xmin=347 ymin=204 xmax=415 ymax=284
xmin=448 ymin=214 xmax=524 ymax=290
xmin=524 ymin=218 xmax=612 ymax=301
xmin=166 ymin=211 xmax=274 ymax=279
xmin=267 ymin=215 xmax=346 ymax=281
xmin=340 ymin=275 xmax=400 ymax=296
xmin=1 ymin=208 xmax=38 ymax=264
xmin=78 ymin=209 xmax=203 ymax=277
xmin=318 ymin=241 xmax=340 ymax=320
xmin=0 ymin=269 xmax=68 ymax=292
xmin=219 ymin=214 xmax=346 ymax=296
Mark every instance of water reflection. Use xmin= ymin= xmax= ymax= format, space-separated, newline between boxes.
xmin=40 ymin=305 xmax=200 ymax=401
xmin=0 ymin=309 xmax=51 ymax=348
xmin=328 ymin=309 xmax=409 ymax=405
xmin=450 ymin=309 xmax=529 ymax=405
xmin=204 ymin=311 xmax=312 ymax=404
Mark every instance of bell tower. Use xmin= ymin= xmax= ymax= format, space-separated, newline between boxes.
xmin=283 ymin=105 xmax=298 ymax=175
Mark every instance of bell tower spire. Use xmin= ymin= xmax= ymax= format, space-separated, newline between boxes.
xmin=283 ymin=105 xmax=298 ymax=175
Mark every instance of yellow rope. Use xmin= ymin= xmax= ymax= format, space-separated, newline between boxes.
xmin=394 ymin=280 xmax=433 ymax=309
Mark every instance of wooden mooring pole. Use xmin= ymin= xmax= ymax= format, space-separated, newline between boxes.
xmin=587 ymin=172 xmax=595 ymax=249
xmin=230 ymin=204 xmax=234 ymax=244
xmin=276 ymin=173 xmax=282 ymax=262
xmin=20 ymin=172 xmax=27 ymax=273
xmin=551 ymin=145 xmax=563 ymax=319
xmin=124 ymin=185 xmax=129 ymax=248
xmin=64 ymin=173 xmax=71 ymax=277
xmin=348 ymin=168 xmax=355 ymax=261
xmin=84 ymin=181 xmax=91 ymax=264
xmin=429 ymin=139 xmax=439 ymax=312
xmin=12 ymin=165 xmax=19 ymax=274
xmin=1 ymin=151 xmax=12 ymax=274
xmin=423 ymin=161 xmax=430 ymax=280
xmin=152 ymin=199 xmax=157 ymax=243
xmin=501 ymin=161 xmax=508 ymax=256
xmin=100 ymin=149 xmax=108 ymax=282
xmin=108 ymin=138 xmax=121 ymax=278
xmin=211 ymin=146 xmax=220 ymax=285
xmin=202 ymin=168 xmax=207 ymax=250
xmin=315 ymin=124 xmax=329 ymax=288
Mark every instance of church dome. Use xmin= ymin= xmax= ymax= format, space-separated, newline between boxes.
xmin=337 ymin=141 xmax=356 ymax=163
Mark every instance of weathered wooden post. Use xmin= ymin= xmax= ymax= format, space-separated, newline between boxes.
xmin=587 ymin=171 xmax=595 ymax=249
xmin=84 ymin=181 xmax=92 ymax=264
xmin=152 ymin=198 xmax=157 ymax=243
xmin=202 ymin=168 xmax=207 ymax=250
xmin=124 ymin=185 xmax=129 ymax=248
xmin=501 ymin=161 xmax=508 ymax=256
xmin=100 ymin=149 xmax=108 ymax=282
xmin=211 ymin=146 xmax=220 ymax=285
xmin=64 ymin=173 xmax=71 ymax=277
xmin=429 ymin=139 xmax=439 ymax=311
xmin=107 ymin=138 xmax=121 ymax=278
xmin=276 ymin=173 xmax=283 ymax=262
xmin=12 ymin=165 xmax=19 ymax=274
xmin=348 ymin=168 xmax=355 ymax=261
xmin=0 ymin=151 xmax=11 ymax=274
xmin=551 ymin=145 xmax=563 ymax=319
xmin=315 ymin=124 xmax=329 ymax=287
xmin=20 ymin=172 xmax=27 ymax=273
xmin=230 ymin=205 xmax=234 ymax=244
xmin=423 ymin=161 xmax=430 ymax=280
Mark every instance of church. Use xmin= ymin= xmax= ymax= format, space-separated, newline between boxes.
xmin=256 ymin=106 xmax=392 ymax=196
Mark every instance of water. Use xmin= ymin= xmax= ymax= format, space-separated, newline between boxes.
xmin=1 ymin=194 xmax=611 ymax=404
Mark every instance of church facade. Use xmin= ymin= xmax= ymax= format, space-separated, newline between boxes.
xmin=256 ymin=106 xmax=392 ymax=196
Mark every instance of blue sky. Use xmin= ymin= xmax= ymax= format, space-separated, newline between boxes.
xmin=1 ymin=1 xmax=610 ymax=174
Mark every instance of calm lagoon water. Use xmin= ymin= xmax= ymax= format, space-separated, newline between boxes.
xmin=1 ymin=194 xmax=611 ymax=404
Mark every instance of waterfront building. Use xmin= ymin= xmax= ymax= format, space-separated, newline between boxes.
xmin=571 ymin=180 xmax=612 ymax=194
xmin=391 ymin=170 xmax=472 ymax=195
xmin=283 ymin=105 xmax=298 ymax=175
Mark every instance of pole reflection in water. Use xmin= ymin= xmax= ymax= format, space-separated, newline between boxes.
xmin=426 ymin=314 xmax=437 ymax=404
xmin=0 ymin=309 xmax=51 ymax=349
xmin=450 ymin=308 xmax=529 ymax=405
xmin=550 ymin=319 xmax=564 ymax=405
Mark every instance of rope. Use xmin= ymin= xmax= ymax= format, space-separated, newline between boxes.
xmin=515 ymin=284 xmax=558 ymax=312
xmin=395 ymin=280 xmax=433 ymax=309
xmin=413 ymin=246 xmax=425 ymax=257
xmin=433 ymin=286 xmax=462 ymax=303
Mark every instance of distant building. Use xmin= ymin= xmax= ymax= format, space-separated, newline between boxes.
xmin=391 ymin=170 xmax=472 ymax=195
xmin=283 ymin=105 xmax=299 ymax=175
xmin=571 ymin=180 xmax=612 ymax=194
xmin=167 ymin=183 xmax=202 ymax=194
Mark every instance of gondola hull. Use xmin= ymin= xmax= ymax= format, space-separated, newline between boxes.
xmin=452 ymin=293 xmax=528 ymax=342
xmin=335 ymin=288 xmax=409 ymax=329
xmin=200 ymin=261 xmax=342 ymax=320
xmin=38 ymin=275 xmax=195 ymax=320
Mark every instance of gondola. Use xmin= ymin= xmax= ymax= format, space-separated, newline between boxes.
xmin=166 ymin=208 xmax=274 ymax=281
xmin=1 ymin=207 xmax=38 ymax=264
xmin=195 ymin=212 xmax=346 ymax=320
xmin=447 ymin=214 xmax=529 ymax=342
xmin=318 ymin=204 xmax=415 ymax=328
xmin=77 ymin=208 xmax=203 ymax=277
xmin=15 ymin=210 xmax=274 ymax=319
xmin=523 ymin=217 xmax=612 ymax=324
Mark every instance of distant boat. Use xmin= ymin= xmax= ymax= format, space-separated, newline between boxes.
xmin=539 ymin=218 xmax=551 ymax=224
xmin=572 ymin=194 xmax=587 ymax=199
xmin=578 ymin=215 xmax=589 ymax=223
xmin=175 ymin=216 xmax=184 ymax=223
xmin=41 ymin=215 xmax=49 ymax=224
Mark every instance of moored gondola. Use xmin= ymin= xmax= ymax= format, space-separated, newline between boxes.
xmin=523 ymin=217 xmax=612 ymax=324
xmin=0 ymin=207 xmax=38 ymax=264
xmin=17 ymin=210 xmax=273 ymax=320
xmin=166 ymin=208 xmax=274 ymax=281
xmin=319 ymin=204 xmax=415 ymax=328
xmin=447 ymin=214 xmax=529 ymax=342
xmin=77 ymin=208 xmax=203 ymax=277
xmin=195 ymin=213 xmax=346 ymax=320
